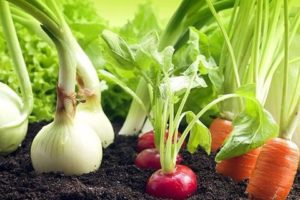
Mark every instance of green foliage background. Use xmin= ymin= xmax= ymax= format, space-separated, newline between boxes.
xmin=0 ymin=0 xmax=170 ymax=122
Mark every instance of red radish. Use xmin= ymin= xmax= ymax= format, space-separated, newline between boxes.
xmin=137 ymin=130 xmax=185 ymax=152
xmin=209 ymin=118 xmax=232 ymax=152
xmin=135 ymin=148 xmax=183 ymax=169
xmin=137 ymin=131 xmax=155 ymax=152
xmin=146 ymin=165 xmax=197 ymax=200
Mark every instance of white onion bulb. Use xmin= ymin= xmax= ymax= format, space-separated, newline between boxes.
xmin=31 ymin=117 xmax=102 ymax=175
xmin=75 ymin=103 xmax=114 ymax=148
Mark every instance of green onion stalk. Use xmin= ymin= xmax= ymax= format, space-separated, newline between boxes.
xmin=0 ymin=1 xmax=33 ymax=155
xmin=30 ymin=26 xmax=102 ymax=175
xmin=7 ymin=0 xmax=114 ymax=148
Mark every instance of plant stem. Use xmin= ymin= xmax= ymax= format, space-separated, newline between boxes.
xmin=289 ymin=57 xmax=300 ymax=64
xmin=173 ymin=73 xmax=196 ymax=133
xmin=160 ymin=0 xmax=234 ymax=49
xmin=47 ymin=0 xmax=102 ymax=104
xmin=288 ymin=69 xmax=300 ymax=118
xmin=206 ymin=0 xmax=240 ymax=88
xmin=12 ymin=14 xmax=53 ymax=45
xmin=177 ymin=93 xmax=238 ymax=153
xmin=263 ymin=12 xmax=300 ymax=107
xmin=165 ymin=72 xmax=174 ymax=157
xmin=253 ymin=0 xmax=263 ymax=101
xmin=64 ymin=27 xmax=101 ymax=99
xmin=118 ymin=79 xmax=150 ymax=135
xmin=279 ymin=0 xmax=289 ymax=134
xmin=46 ymin=32 xmax=77 ymax=120
xmin=158 ymin=0 xmax=196 ymax=50
xmin=172 ymin=0 xmax=235 ymax=49
xmin=285 ymin=102 xmax=300 ymax=140
xmin=0 ymin=1 xmax=33 ymax=114
xmin=10 ymin=0 xmax=105 ymax=111
xmin=160 ymin=96 xmax=172 ymax=173
xmin=258 ymin=0 xmax=282 ymax=104
xmin=18 ymin=0 xmax=77 ymax=117
xmin=6 ymin=0 xmax=62 ymax=40
xmin=186 ymin=0 xmax=234 ymax=26
xmin=227 ymin=0 xmax=239 ymax=39
xmin=98 ymin=70 xmax=147 ymax=112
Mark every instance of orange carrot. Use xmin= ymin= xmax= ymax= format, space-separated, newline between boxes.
xmin=246 ymin=138 xmax=299 ymax=200
xmin=216 ymin=148 xmax=261 ymax=182
xmin=209 ymin=118 xmax=233 ymax=152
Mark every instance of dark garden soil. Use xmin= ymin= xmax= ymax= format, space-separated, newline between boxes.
xmin=0 ymin=122 xmax=299 ymax=200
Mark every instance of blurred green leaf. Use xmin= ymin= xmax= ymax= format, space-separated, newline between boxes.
xmin=186 ymin=111 xmax=211 ymax=154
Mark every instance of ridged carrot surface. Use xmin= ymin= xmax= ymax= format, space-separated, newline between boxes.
xmin=209 ymin=118 xmax=233 ymax=152
xmin=292 ymin=132 xmax=300 ymax=170
xmin=247 ymin=138 xmax=299 ymax=200
xmin=216 ymin=148 xmax=261 ymax=182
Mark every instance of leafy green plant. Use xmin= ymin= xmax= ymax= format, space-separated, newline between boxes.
xmin=101 ymin=24 xmax=278 ymax=199
xmin=114 ymin=0 xmax=233 ymax=136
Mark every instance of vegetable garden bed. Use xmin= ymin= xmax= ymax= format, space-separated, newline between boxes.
xmin=1 ymin=0 xmax=300 ymax=199
xmin=0 ymin=122 xmax=299 ymax=200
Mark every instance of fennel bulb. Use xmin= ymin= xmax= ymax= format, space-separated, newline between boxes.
xmin=0 ymin=83 xmax=28 ymax=154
